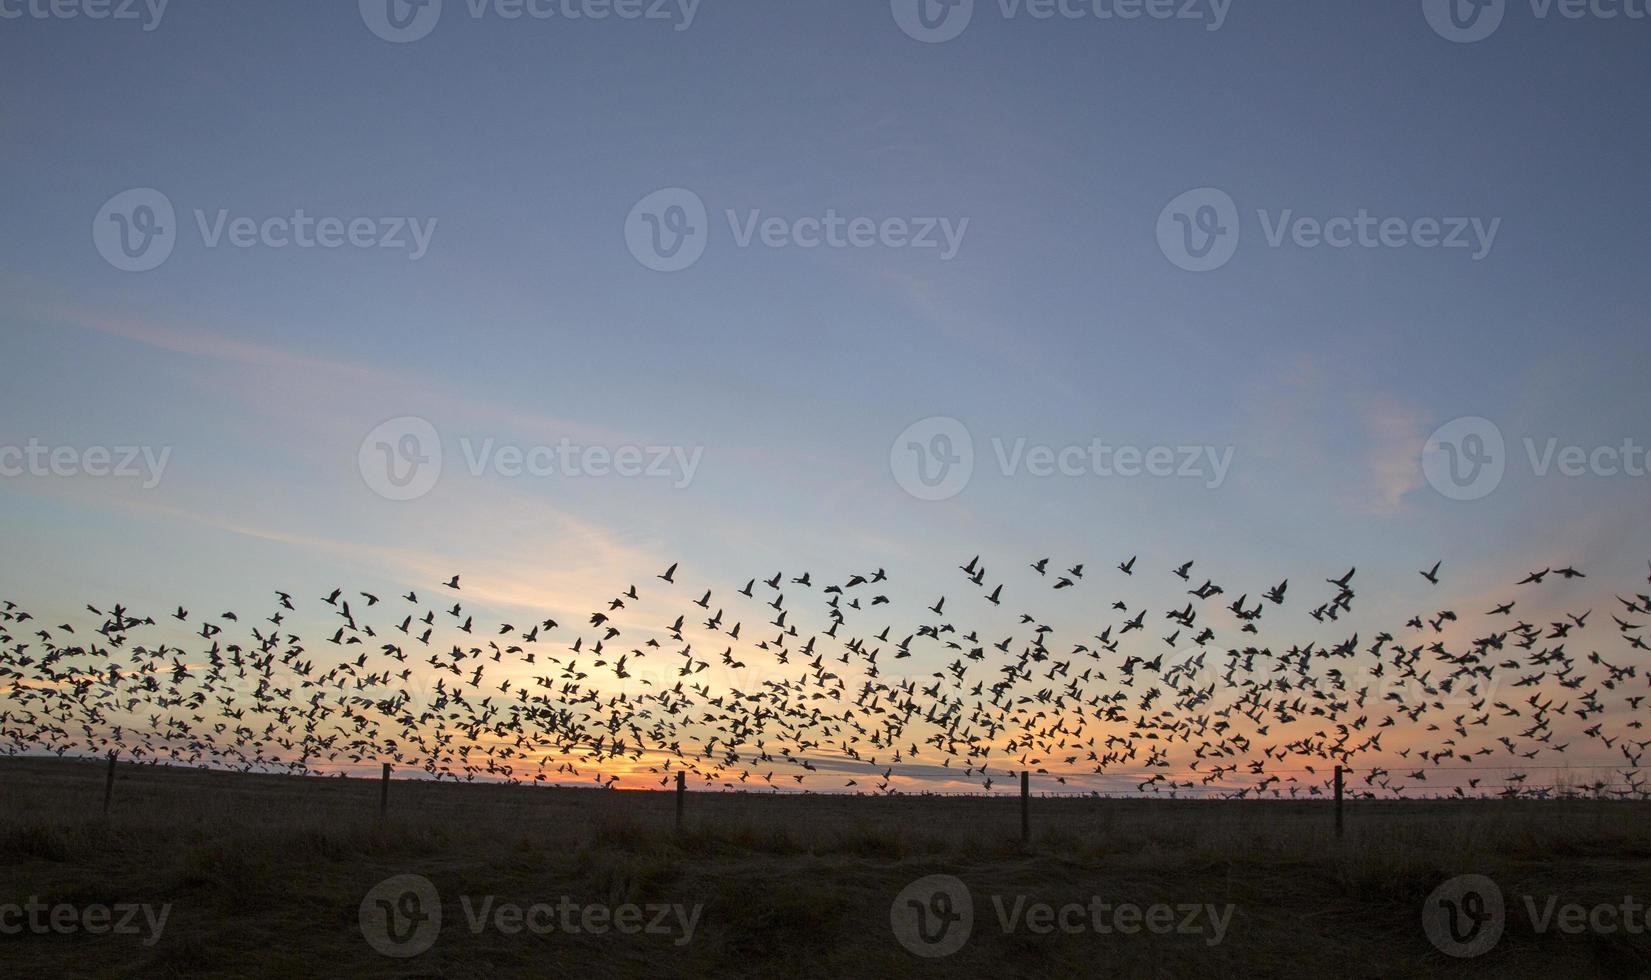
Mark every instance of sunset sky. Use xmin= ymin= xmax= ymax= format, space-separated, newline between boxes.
xmin=3 ymin=2 xmax=1649 ymax=792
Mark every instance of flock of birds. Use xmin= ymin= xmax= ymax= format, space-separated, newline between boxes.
xmin=4 ymin=554 xmax=1651 ymax=800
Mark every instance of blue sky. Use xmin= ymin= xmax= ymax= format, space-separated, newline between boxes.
xmin=3 ymin=1 xmax=1650 ymax=787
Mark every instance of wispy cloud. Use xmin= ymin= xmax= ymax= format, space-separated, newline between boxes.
xmin=1350 ymin=396 xmax=1431 ymax=515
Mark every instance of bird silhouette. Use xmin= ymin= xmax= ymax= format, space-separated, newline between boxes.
xmin=0 ymin=552 xmax=1638 ymax=803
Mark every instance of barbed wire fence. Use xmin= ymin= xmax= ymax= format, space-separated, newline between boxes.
xmin=10 ymin=750 xmax=1646 ymax=844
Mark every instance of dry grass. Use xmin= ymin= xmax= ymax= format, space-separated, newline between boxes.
xmin=2 ymin=757 xmax=1649 ymax=977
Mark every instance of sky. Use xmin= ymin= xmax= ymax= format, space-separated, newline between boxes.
xmin=2 ymin=1 xmax=1650 ymax=793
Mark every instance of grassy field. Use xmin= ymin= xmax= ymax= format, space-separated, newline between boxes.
xmin=1 ymin=757 xmax=1648 ymax=978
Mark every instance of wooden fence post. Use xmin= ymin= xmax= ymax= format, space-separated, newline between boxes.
xmin=1334 ymin=765 xmax=1344 ymax=839
xmin=102 ymin=752 xmax=117 ymax=817
xmin=1020 ymin=771 xmax=1030 ymax=844
xmin=675 ymin=771 xmax=685 ymax=835
xmin=380 ymin=763 xmax=392 ymax=820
